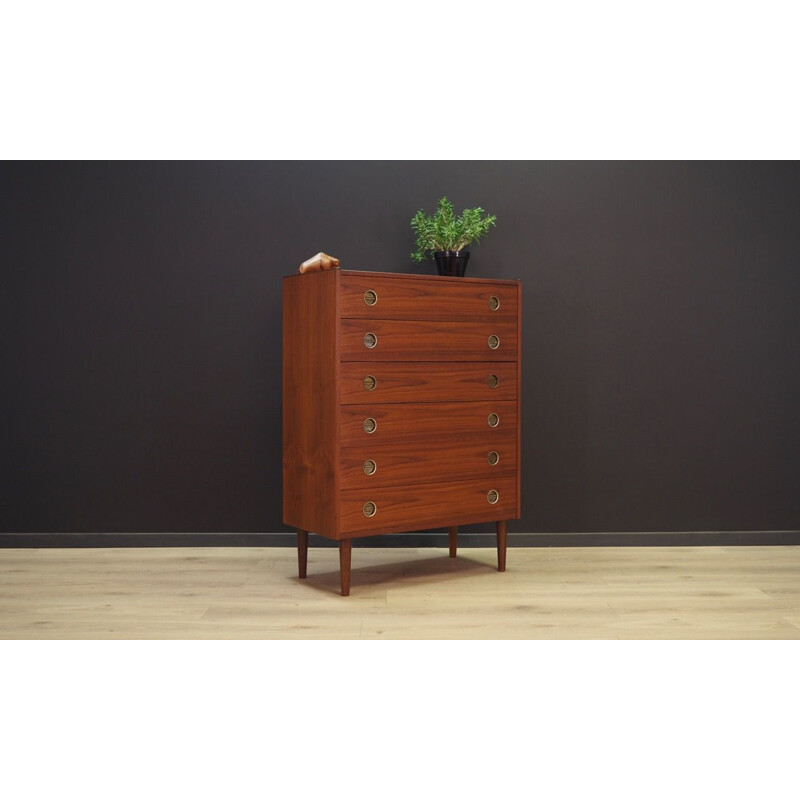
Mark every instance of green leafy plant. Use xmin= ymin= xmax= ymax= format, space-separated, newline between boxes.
xmin=410 ymin=196 xmax=497 ymax=263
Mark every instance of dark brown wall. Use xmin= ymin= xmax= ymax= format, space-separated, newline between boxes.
xmin=2 ymin=161 xmax=799 ymax=537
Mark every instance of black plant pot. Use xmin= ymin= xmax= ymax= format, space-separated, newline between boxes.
xmin=434 ymin=250 xmax=470 ymax=277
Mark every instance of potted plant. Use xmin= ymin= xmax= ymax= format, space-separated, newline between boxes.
xmin=410 ymin=196 xmax=497 ymax=276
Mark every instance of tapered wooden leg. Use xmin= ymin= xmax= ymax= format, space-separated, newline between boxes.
xmin=496 ymin=520 xmax=507 ymax=572
xmin=448 ymin=526 xmax=458 ymax=558
xmin=339 ymin=539 xmax=352 ymax=596
xmin=297 ymin=529 xmax=308 ymax=579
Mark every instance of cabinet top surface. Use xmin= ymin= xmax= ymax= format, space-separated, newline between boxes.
xmin=284 ymin=269 xmax=521 ymax=286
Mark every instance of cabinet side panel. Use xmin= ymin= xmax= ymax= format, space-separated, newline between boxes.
xmin=282 ymin=272 xmax=338 ymax=538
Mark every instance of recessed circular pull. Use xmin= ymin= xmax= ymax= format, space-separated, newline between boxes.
xmin=488 ymin=374 xmax=499 ymax=389
xmin=364 ymin=332 xmax=377 ymax=349
xmin=488 ymin=335 xmax=500 ymax=350
xmin=363 ymin=460 xmax=377 ymax=475
xmin=488 ymin=296 xmax=500 ymax=311
xmin=487 ymin=490 xmax=499 ymax=504
xmin=363 ymin=501 xmax=377 ymax=517
xmin=487 ymin=451 xmax=500 ymax=466
xmin=364 ymin=289 xmax=378 ymax=306
xmin=363 ymin=375 xmax=377 ymax=391
xmin=363 ymin=418 xmax=377 ymax=434
xmin=488 ymin=413 xmax=500 ymax=428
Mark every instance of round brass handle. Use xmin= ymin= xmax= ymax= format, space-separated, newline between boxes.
xmin=364 ymin=289 xmax=378 ymax=306
xmin=364 ymin=332 xmax=377 ymax=349
xmin=363 ymin=417 xmax=377 ymax=434
xmin=488 ymin=413 xmax=500 ymax=428
xmin=487 ymin=451 xmax=500 ymax=466
xmin=363 ymin=375 xmax=377 ymax=391
xmin=488 ymin=296 xmax=500 ymax=311
xmin=488 ymin=374 xmax=499 ymax=389
xmin=363 ymin=501 xmax=377 ymax=517
xmin=488 ymin=335 xmax=500 ymax=350
xmin=487 ymin=490 xmax=499 ymax=504
xmin=363 ymin=460 xmax=377 ymax=476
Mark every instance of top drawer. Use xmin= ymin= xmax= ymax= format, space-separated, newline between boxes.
xmin=339 ymin=272 xmax=518 ymax=321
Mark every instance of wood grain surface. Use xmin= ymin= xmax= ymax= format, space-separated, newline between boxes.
xmin=340 ymin=435 xmax=516 ymax=490
xmin=339 ymin=361 xmax=517 ymax=404
xmin=2 ymin=546 xmax=799 ymax=638
xmin=339 ymin=401 xmax=517 ymax=445
xmin=339 ymin=318 xmax=518 ymax=361
xmin=338 ymin=475 xmax=517 ymax=536
xmin=339 ymin=272 xmax=518 ymax=321
xmin=282 ymin=271 xmax=339 ymax=537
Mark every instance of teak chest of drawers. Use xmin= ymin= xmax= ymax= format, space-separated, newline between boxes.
xmin=282 ymin=269 xmax=521 ymax=595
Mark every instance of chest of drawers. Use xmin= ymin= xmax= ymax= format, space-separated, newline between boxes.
xmin=282 ymin=269 xmax=521 ymax=595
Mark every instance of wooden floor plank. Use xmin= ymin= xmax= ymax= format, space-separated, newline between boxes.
xmin=1 ymin=546 xmax=799 ymax=639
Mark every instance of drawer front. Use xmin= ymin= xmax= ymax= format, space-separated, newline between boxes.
xmin=339 ymin=318 xmax=518 ymax=362
xmin=341 ymin=435 xmax=517 ymax=490
xmin=339 ymin=475 xmax=518 ymax=535
xmin=340 ymin=401 xmax=517 ymax=445
xmin=340 ymin=273 xmax=518 ymax=321
xmin=339 ymin=361 xmax=517 ymax=404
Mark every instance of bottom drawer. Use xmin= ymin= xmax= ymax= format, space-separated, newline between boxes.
xmin=339 ymin=475 xmax=517 ymax=536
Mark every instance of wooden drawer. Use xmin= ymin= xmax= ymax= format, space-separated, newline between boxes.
xmin=339 ymin=361 xmax=517 ymax=404
xmin=340 ymin=401 xmax=517 ymax=445
xmin=341 ymin=435 xmax=516 ymax=490
xmin=339 ymin=318 xmax=518 ymax=361
xmin=339 ymin=475 xmax=518 ymax=536
xmin=339 ymin=272 xmax=518 ymax=321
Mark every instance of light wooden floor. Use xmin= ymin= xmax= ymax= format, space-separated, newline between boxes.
xmin=1 ymin=545 xmax=799 ymax=639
